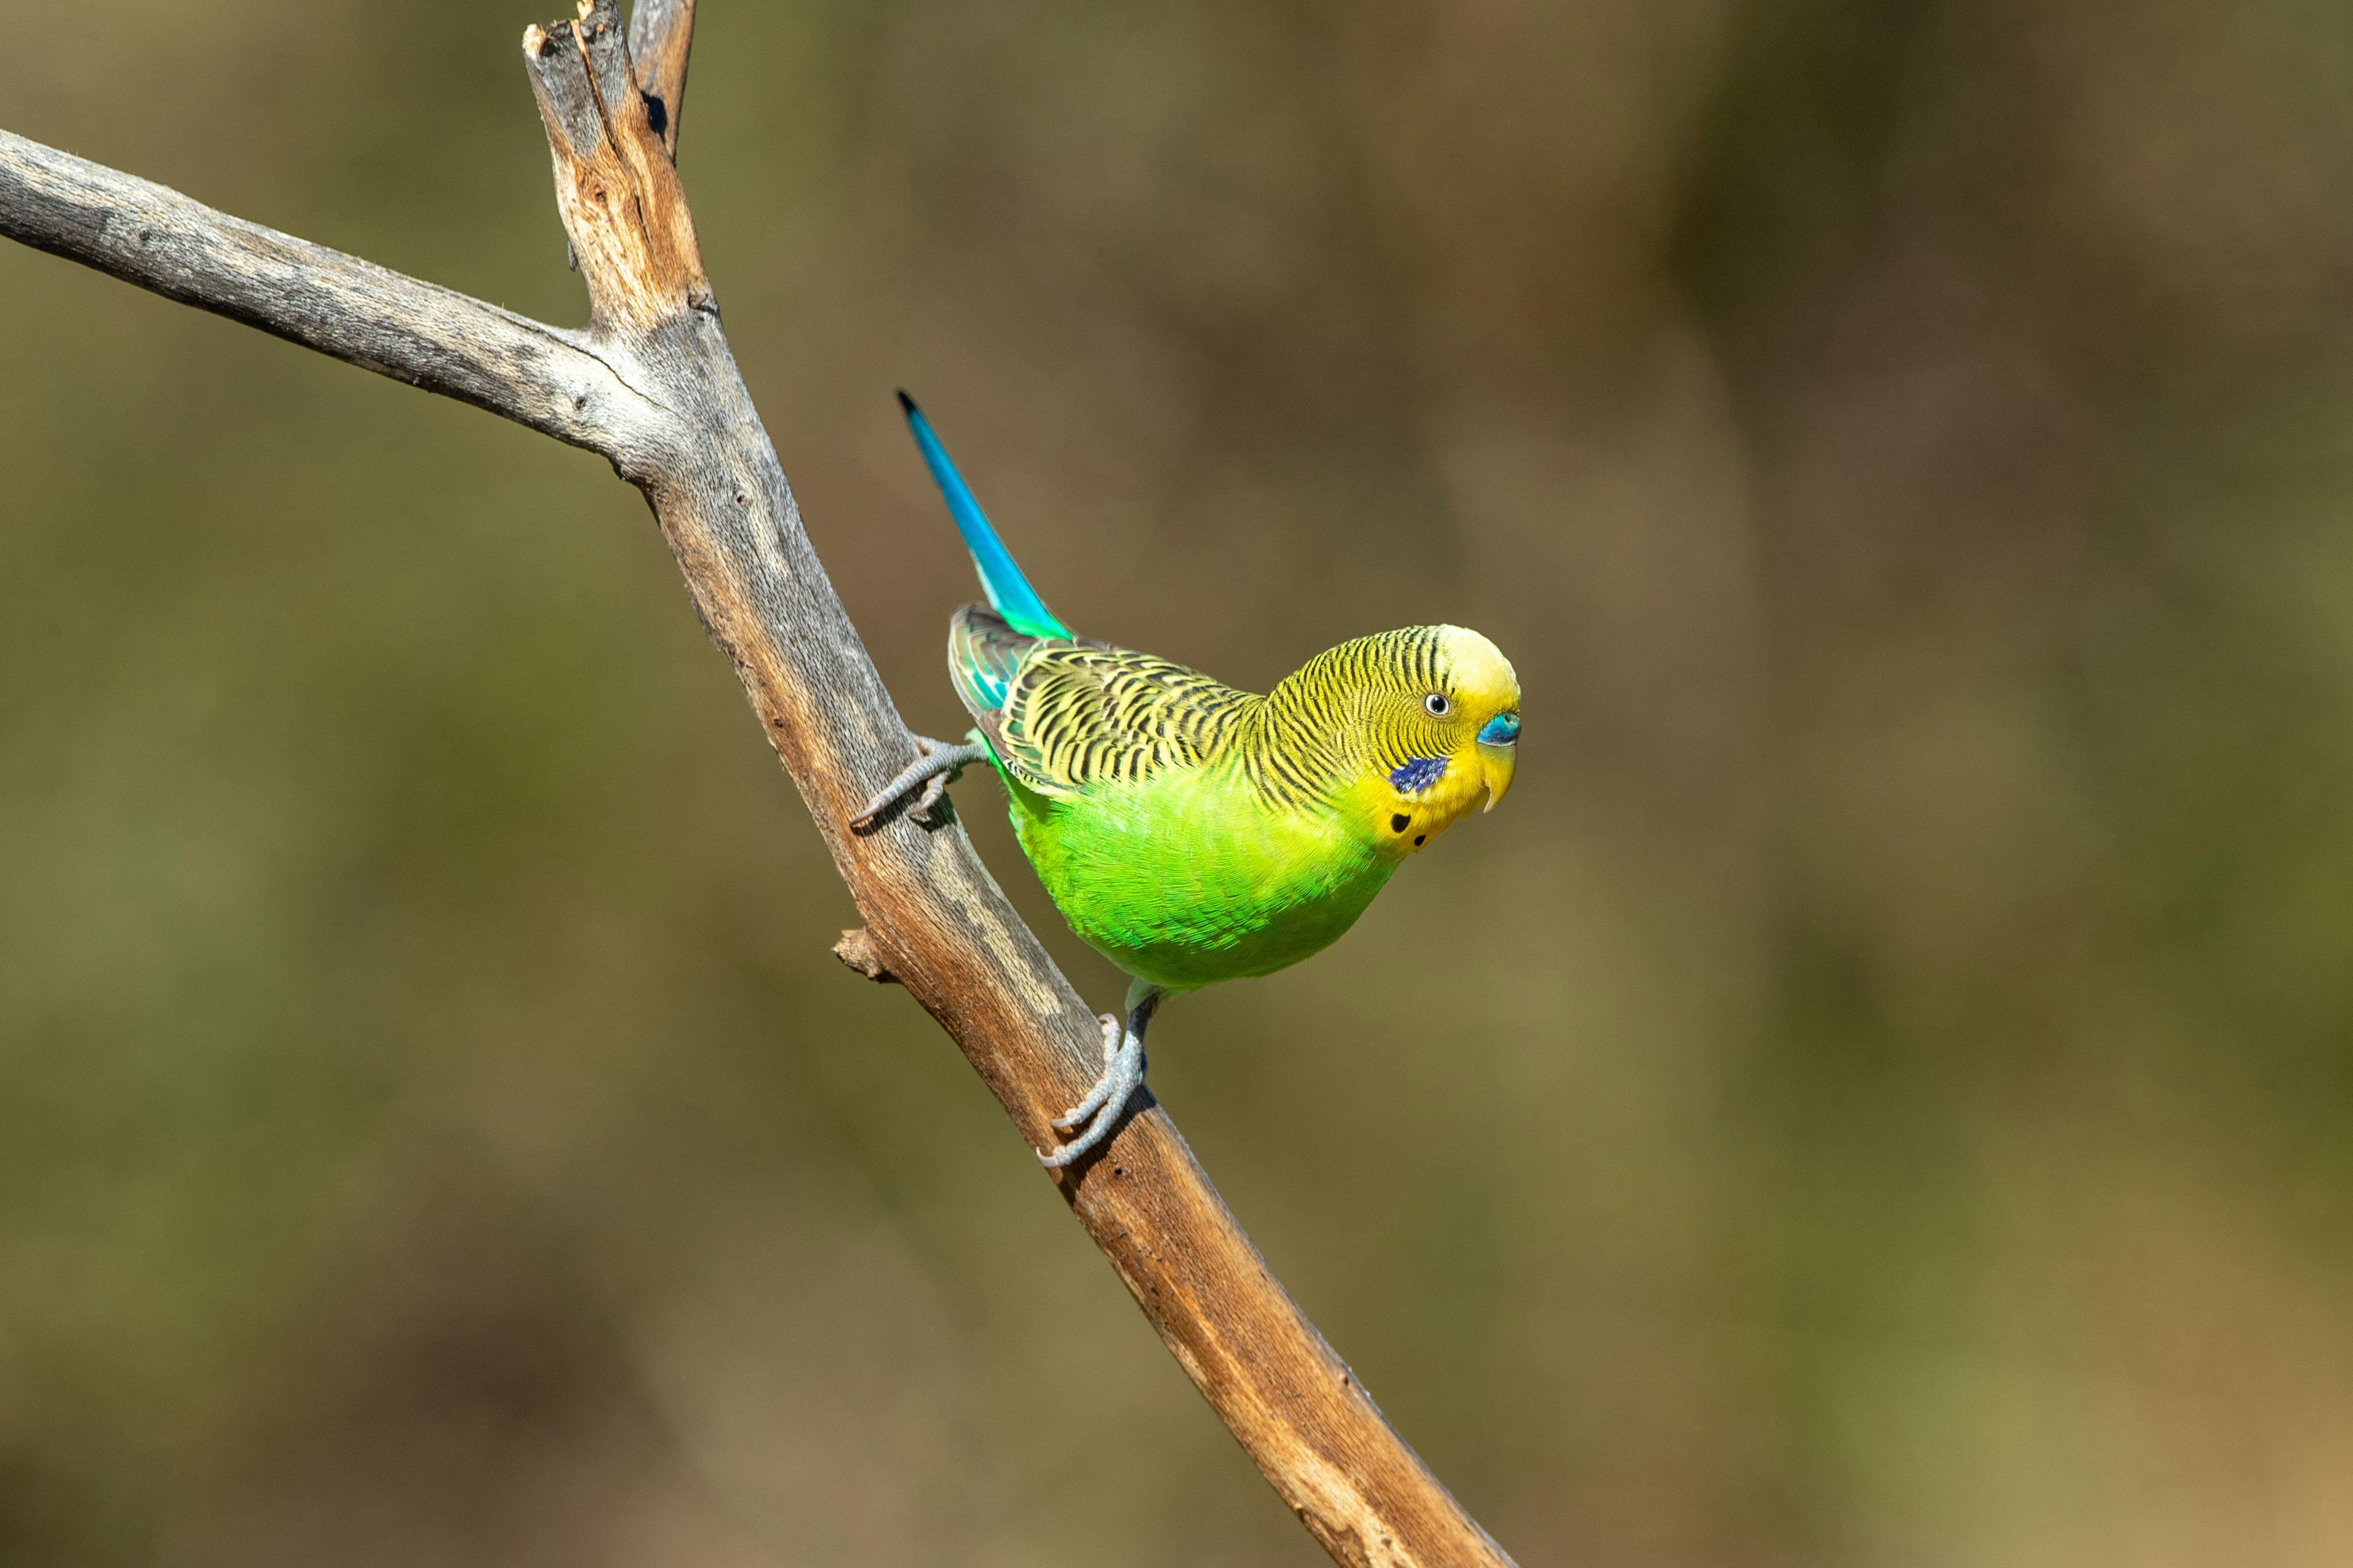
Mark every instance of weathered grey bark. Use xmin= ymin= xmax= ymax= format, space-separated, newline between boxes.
xmin=0 ymin=133 xmax=659 ymax=456
xmin=0 ymin=7 xmax=1516 ymax=1565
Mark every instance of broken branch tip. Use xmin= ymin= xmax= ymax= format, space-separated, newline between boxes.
xmin=833 ymin=927 xmax=900 ymax=984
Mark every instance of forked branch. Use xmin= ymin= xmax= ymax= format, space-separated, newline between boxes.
xmin=0 ymin=6 xmax=1514 ymax=1565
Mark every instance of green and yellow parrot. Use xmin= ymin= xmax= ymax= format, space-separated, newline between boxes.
xmin=858 ymin=394 xmax=1522 ymax=1166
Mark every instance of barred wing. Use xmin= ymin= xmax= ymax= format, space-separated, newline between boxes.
xmin=948 ymin=606 xmax=1254 ymax=796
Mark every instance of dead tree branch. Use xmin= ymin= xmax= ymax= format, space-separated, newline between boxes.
xmin=0 ymin=131 xmax=662 ymax=458
xmin=626 ymin=0 xmax=695 ymax=155
xmin=0 ymin=6 xmax=1514 ymax=1564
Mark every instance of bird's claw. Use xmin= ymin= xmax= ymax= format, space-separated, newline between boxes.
xmin=851 ymin=734 xmax=989 ymax=831
xmin=912 ymin=770 xmax=950 ymax=820
xmin=1039 ymin=1012 xmax=1145 ymax=1168
xmin=1050 ymin=1015 xmax=1125 ymax=1131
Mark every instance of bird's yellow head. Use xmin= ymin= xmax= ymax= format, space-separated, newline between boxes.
xmin=1271 ymin=624 xmax=1520 ymax=857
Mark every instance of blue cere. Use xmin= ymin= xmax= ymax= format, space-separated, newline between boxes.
xmin=1389 ymin=756 xmax=1449 ymax=792
xmin=1478 ymin=712 xmax=1521 ymax=746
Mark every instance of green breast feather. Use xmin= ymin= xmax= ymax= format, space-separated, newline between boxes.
xmin=950 ymin=606 xmax=1396 ymax=992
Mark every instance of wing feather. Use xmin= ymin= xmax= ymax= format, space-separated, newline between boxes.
xmin=948 ymin=606 xmax=1254 ymax=796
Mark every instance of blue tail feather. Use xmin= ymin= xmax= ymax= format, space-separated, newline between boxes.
xmin=898 ymin=392 xmax=1067 ymax=639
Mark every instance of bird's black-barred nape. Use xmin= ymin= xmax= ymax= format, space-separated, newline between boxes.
xmin=1245 ymin=626 xmax=1452 ymax=810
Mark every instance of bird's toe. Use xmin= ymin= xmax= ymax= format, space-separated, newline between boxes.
xmin=1040 ymin=1015 xmax=1144 ymax=1164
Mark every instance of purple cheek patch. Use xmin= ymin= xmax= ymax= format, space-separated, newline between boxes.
xmin=1389 ymin=756 xmax=1448 ymax=793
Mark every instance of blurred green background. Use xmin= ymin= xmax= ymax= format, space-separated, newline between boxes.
xmin=6 ymin=1 xmax=2352 ymax=1563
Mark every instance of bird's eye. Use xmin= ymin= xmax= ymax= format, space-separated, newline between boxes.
xmin=1424 ymin=692 xmax=1451 ymax=717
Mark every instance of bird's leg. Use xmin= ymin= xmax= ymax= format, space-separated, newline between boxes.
xmin=851 ymin=732 xmax=991 ymax=830
xmin=1040 ymin=981 xmax=1163 ymax=1168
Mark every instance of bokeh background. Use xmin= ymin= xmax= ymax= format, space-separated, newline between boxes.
xmin=6 ymin=1 xmax=2352 ymax=1563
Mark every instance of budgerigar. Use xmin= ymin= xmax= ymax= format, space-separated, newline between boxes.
xmin=858 ymin=394 xmax=1522 ymax=1166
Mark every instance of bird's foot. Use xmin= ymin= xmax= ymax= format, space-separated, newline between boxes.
xmin=851 ymin=734 xmax=990 ymax=830
xmin=1040 ymin=1014 xmax=1144 ymax=1168
xmin=1051 ymin=1014 xmax=1128 ymax=1131
xmin=1039 ymin=987 xmax=1163 ymax=1168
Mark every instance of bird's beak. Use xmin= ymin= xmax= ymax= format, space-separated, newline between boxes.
xmin=1477 ymin=741 xmax=1516 ymax=812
